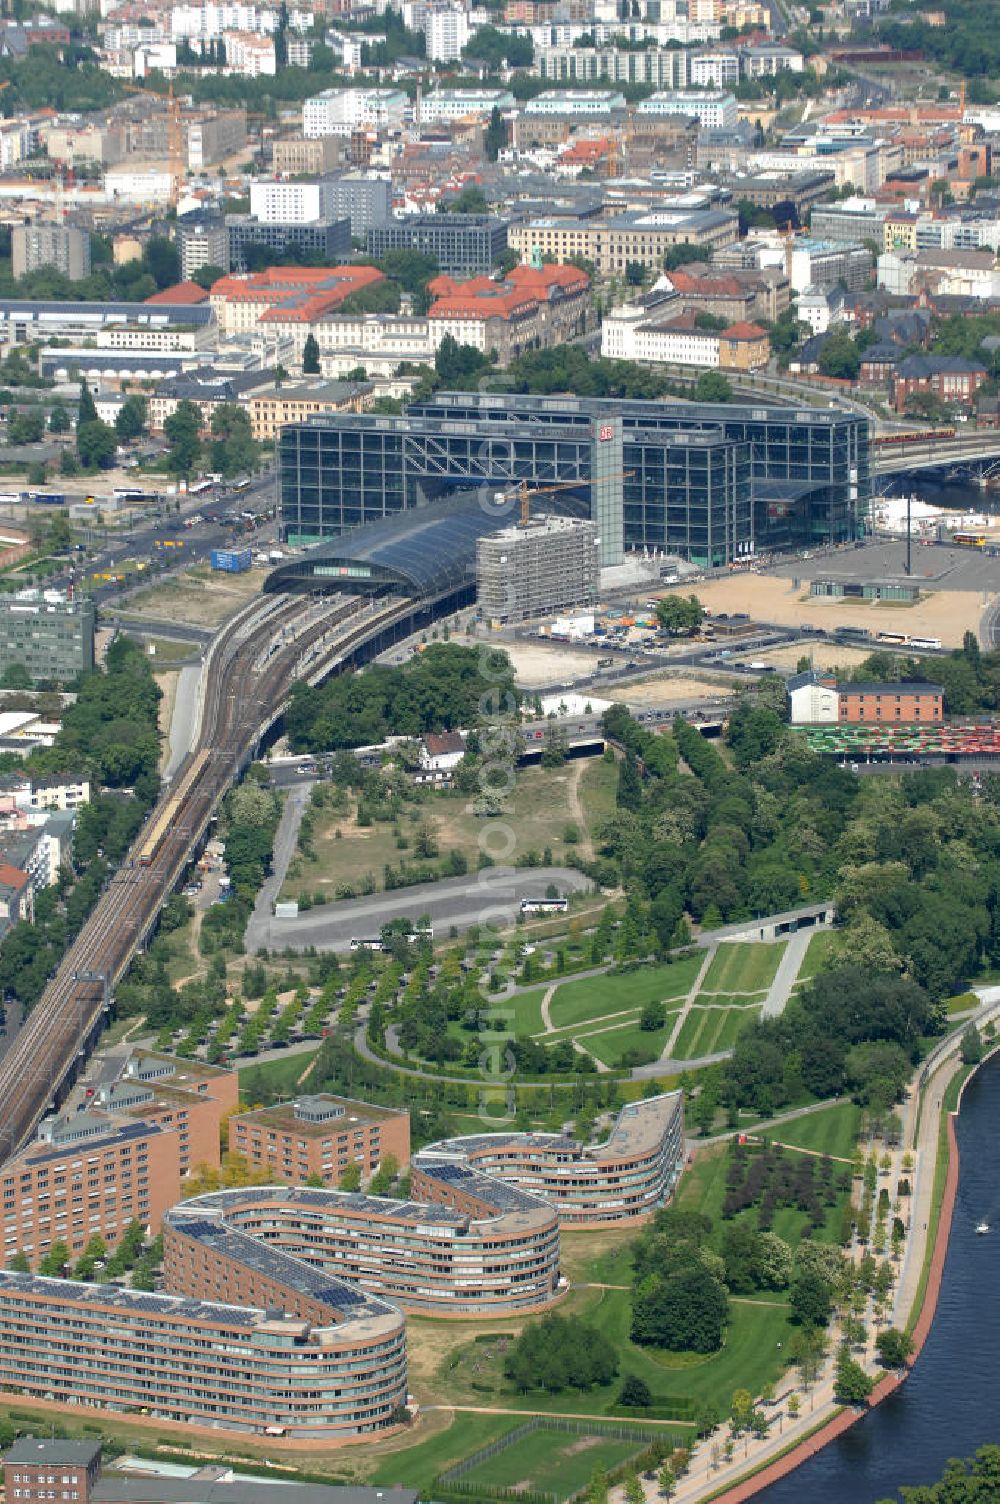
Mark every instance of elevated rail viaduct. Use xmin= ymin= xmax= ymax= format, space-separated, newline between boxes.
xmin=0 ymin=587 xmax=455 ymax=1165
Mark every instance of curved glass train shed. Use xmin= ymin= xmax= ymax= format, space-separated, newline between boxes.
xmin=264 ymin=494 xmax=518 ymax=599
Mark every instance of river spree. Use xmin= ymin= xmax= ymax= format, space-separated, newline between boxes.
xmin=759 ymin=1052 xmax=1000 ymax=1504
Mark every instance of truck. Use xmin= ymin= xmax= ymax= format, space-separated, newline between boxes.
xmin=211 ymin=547 xmax=253 ymax=573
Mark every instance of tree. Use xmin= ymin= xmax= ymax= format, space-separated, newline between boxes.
xmin=48 ymin=403 xmax=70 ymax=434
xmin=619 ymin=1374 xmax=652 ymax=1407
xmin=694 ymin=370 xmax=733 ymax=403
xmin=833 ymin=1353 xmax=874 ymax=1405
xmin=7 ymin=1251 xmax=29 ymax=1272
xmin=115 ymin=394 xmax=147 ymax=440
xmin=145 ymin=236 xmax=180 ymax=290
xmin=961 ymin=1022 xmax=983 ymax=1064
xmin=790 ymin=1269 xmax=833 ymax=1327
xmin=875 ymin=1327 xmax=912 ymax=1370
xmin=626 ymin=260 xmax=645 ymax=286
xmin=623 ymin=1474 xmax=644 ymax=1504
xmin=77 ymin=380 xmax=97 ymax=428
xmin=818 ymin=331 xmax=861 ymax=382
xmin=164 ymin=399 xmax=203 ymax=476
xmin=631 ymin=1265 xmax=729 ymax=1353
xmin=210 ymin=403 xmax=259 ymax=478
xmin=7 ymin=409 xmax=45 ymax=444
xmin=505 ymin=1314 xmax=618 ymax=1392
xmin=656 ymin=595 xmax=703 ymax=636
xmin=485 ymin=105 xmax=506 ymax=162
xmin=339 ymin=1162 xmax=362 ymax=1191
xmin=0 ymin=663 xmax=31 ymax=689
xmin=76 ymin=419 xmax=116 ymax=469
xmin=303 ymin=332 xmax=321 ymax=374
xmin=26 ymin=461 xmax=46 ymax=486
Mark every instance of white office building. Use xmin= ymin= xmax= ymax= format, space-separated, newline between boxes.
xmin=303 ymin=87 xmax=407 ymax=138
xmin=250 ymin=180 xmax=330 ymax=224
xmin=636 ymin=91 xmax=738 ymax=130
xmin=524 ymin=89 xmax=626 ymax=115
xmin=421 ymin=87 xmax=514 ymax=121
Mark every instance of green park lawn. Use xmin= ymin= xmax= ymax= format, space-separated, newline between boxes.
xmin=578 ymin=1012 xmax=680 ymax=1068
xmin=370 ymin=1413 xmax=516 ymax=1492
xmin=491 ymin=987 xmax=550 ymax=1036
xmin=765 ymin=1101 xmax=862 ymax=1161
xmin=701 ymin=942 xmax=785 ymax=994
xmin=671 ymin=1003 xmax=761 ymax=1061
xmin=548 ymin=953 xmax=703 ymax=1031
xmin=795 ymin=929 xmax=838 ymax=981
xmin=459 ymin=1427 xmax=643 ymax=1498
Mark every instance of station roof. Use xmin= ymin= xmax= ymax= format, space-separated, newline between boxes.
xmin=265 ymin=495 xmax=525 ymax=600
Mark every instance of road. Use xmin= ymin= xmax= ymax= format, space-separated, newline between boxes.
xmin=247 ymin=866 xmax=594 ymax=953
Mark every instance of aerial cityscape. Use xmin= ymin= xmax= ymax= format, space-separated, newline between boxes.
xmin=0 ymin=0 xmax=996 ymax=1502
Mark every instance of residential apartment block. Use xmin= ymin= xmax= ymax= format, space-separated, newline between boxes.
xmin=228 ymin=1094 xmax=411 ymax=1185
xmin=0 ymin=1051 xmax=237 ymax=1266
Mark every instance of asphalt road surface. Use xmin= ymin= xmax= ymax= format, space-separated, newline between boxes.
xmin=246 ymin=866 xmax=593 ymax=953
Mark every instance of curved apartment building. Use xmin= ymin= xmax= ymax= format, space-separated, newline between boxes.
xmin=0 ymin=1245 xmax=406 ymax=1439
xmin=416 ymin=1092 xmax=684 ymax=1226
xmin=171 ymin=1166 xmax=559 ymax=1316
xmin=0 ymin=1093 xmax=682 ymax=1436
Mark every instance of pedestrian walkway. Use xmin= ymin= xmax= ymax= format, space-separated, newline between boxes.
xmin=660 ymin=947 xmax=715 ymax=1062
xmin=762 ymin=926 xmax=819 ymax=1018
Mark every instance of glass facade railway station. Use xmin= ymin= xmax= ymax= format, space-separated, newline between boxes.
xmin=279 ymin=393 xmax=869 ymax=568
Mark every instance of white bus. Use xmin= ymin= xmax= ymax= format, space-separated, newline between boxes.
xmin=520 ymin=897 xmax=569 ymax=915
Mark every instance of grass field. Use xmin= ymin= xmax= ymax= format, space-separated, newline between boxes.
xmin=767 ymin=1101 xmax=861 ymax=1160
xmin=578 ymin=1012 xmax=681 ymax=1068
xmin=490 ymin=987 xmax=550 ymax=1036
xmin=239 ymin=1048 xmax=319 ymax=1100
xmin=283 ymin=760 xmax=617 ymax=902
xmin=671 ymin=1003 xmax=761 ymax=1060
xmin=701 ymin=942 xmax=785 ymax=994
xmin=459 ymin=1427 xmax=643 ymax=1498
xmin=370 ymin=1413 xmax=516 ymax=1491
xmin=548 ymin=954 xmax=703 ymax=1031
xmin=795 ymin=930 xmax=838 ymax=981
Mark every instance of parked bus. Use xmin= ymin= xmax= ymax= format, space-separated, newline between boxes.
xmin=520 ymin=897 xmax=569 ymax=915
xmin=952 ymin=532 xmax=987 ymax=549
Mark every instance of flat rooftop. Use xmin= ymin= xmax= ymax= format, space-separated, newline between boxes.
xmin=234 ymin=1093 xmax=406 ymax=1137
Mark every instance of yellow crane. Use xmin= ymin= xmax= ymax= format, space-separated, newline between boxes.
xmin=122 ymin=80 xmax=184 ymax=208
xmin=497 ymin=473 xmax=634 ymax=528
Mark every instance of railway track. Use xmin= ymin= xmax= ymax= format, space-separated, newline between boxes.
xmin=0 ymin=591 xmax=415 ymax=1163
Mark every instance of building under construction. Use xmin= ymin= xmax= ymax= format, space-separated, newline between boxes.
xmin=476 ymin=516 xmax=599 ymax=623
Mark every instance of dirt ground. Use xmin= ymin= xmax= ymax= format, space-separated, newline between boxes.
xmin=156 ymin=669 xmax=179 ymax=772
xmin=451 ymin=632 xmax=603 ymax=688
xmin=696 ymin=573 xmax=988 ymax=648
xmin=607 ymin=675 xmax=737 ymax=707
xmin=748 ymin=642 xmax=878 ymax=672
xmin=120 ymin=563 xmax=265 ymax=629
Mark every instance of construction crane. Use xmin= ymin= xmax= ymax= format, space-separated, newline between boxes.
xmin=122 ymin=81 xmax=184 ymax=208
xmin=496 ymin=473 xmax=634 ymax=528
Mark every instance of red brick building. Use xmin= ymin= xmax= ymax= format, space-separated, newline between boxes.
xmin=837 ymin=680 xmax=944 ymax=723
xmin=229 ymin=1094 xmax=410 ymax=1187
xmin=892 ymin=354 xmax=988 ymax=413
xmin=5 ymin=1439 xmax=101 ymax=1504
xmin=0 ymin=1051 xmax=237 ymax=1266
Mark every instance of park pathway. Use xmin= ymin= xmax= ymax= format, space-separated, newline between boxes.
xmin=539 ymin=983 xmax=559 ymax=1032
xmin=761 ymin=927 xmax=818 ymax=1018
xmin=660 ymin=947 xmax=715 ymax=1064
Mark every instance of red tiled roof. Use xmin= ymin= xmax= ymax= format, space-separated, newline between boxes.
xmin=429 ymin=290 xmax=537 ymax=321
xmin=145 ymin=281 xmax=209 ymax=306
xmin=721 ymin=321 xmax=768 ymax=340
xmin=668 ymin=269 xmax=745 ymax=297
xmin=0 ymin=864 xmax=27 ymax=891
